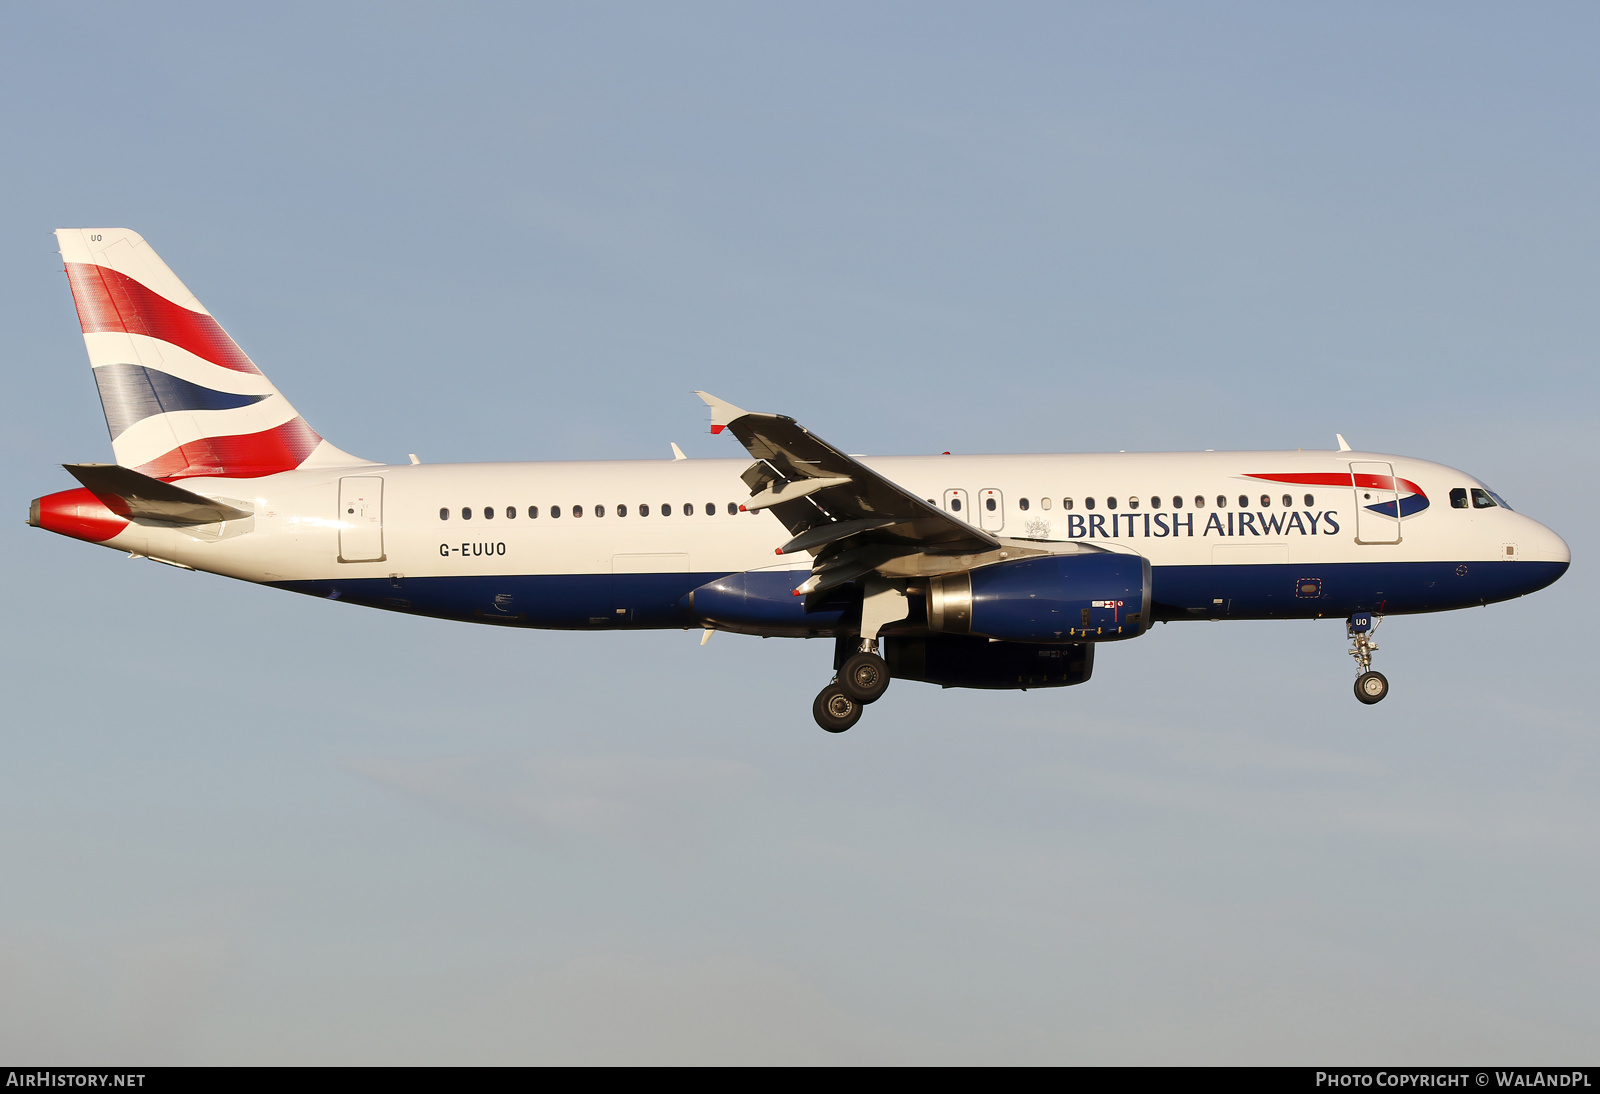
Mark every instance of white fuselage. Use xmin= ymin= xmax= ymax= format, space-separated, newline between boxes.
xmin=78 ymin=449 xmax=1566 ymax=631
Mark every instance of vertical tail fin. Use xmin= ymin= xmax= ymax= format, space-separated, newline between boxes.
xmin=55 ymin=229 xmax=371 ymax=479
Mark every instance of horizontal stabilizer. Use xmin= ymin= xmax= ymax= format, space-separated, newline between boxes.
xmin=63 ymin=463 xmax=252 ymax=524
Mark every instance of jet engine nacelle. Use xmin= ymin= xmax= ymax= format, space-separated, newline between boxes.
xmin=926 ymin=552 xmax=1152 ymax=643
xmin=885 ymin=634 xmax=1093 ymax=690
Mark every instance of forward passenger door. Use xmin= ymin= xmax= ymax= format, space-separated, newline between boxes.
xmin=1351 ymin=461 xmax=1401 ymax=545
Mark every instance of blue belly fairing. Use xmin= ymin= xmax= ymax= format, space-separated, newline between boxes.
xmin=268 ymin=559 xmax=1568 ymax=630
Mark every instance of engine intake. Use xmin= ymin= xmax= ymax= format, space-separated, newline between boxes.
xmin=927 ymin=552 xmax=1151 ymax=643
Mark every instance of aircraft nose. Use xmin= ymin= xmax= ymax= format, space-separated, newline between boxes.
xmin=1527 ymin=520 xmax=1571 ymax=565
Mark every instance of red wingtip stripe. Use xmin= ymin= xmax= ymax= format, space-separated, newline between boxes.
xmin=710 ymin=424 xmax=725 ymax=434
xmin=64 ymin=263 xmax=262 ymax=375
xmin=134 ymin=416 xmax=322 ymax=480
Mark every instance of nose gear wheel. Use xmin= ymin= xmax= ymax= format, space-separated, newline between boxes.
xmin=1346 ymin=613 xmax=1390 ymax=704
xmin=1354 ymin=671 xmax=1389 ymax=704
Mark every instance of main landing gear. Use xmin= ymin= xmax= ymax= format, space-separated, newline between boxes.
xmin=1348 ymin=612 xmax=1389 ymax=705
xmin=813 ymin=637 xmax=891 ymax=733
xmin=813 ymin=579 xmax=908 ymax=733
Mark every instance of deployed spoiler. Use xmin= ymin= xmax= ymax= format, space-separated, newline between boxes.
xmin=63 ymin=463 xmax=252 ymax=525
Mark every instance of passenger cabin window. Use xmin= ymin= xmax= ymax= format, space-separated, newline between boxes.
xmin=684 ymin=503 xmax=695 ymax=516
xmin=1194 ymin=496 xmax=1204 ymax=508
xmin=1062 ymin=498 xmax=1074 ymax=510
xmin=1085 ymin=498 xmax=1095 ymax=510
xmin=727 ymin=502 xmax=738 ymax=515
xmin=1451 ymin=488 xmax=1469 ymax=509
xmin=551 ymin=506 xmax=561 ymax=518
xmin=507 ymin=506 xmax=517 ymax=518
xmin=951 ymin=498 xmax=962 ymax=512
xmin=1216 ymin=496 xmax=1226 ymax=508
xmin=640 ymin=503 xmax=650 ymax=516
xmin=1041 ymin=497 xmax=1052 ymax=510
xmin=1172 ymin=496 xmax=1183 ymax=509
xmin=1128 ymin=497 xmax=1139 ymax=510
xmin=1259 ymin=495 xmax=1270 ymax=507
xmin=529 ymin=506 xmax=539 ymax=519
xmin=573 ymin=505 xmax=584 ymax=518
xmin=705 ymin=501 xmax=715 ymax=515
xmin=439 ymin=508 xmax=449 ymax=520
xmin=594 ymin=504 xmax=604 ymax=518
xmin=1471 ymin=488 xmax=1497 ymax=509
xmin=1282 ymin=494 xmax=1292 ymax=508
xmin=618 ymin=504 xmax=628 ymax=517
xmin=1239 ymin=494 xmax=1249 ymax=508
xmin=1304 ymin=494 xmax=1314 ymax=507
xmin=462 ymin=507 xmax=472 ymax=520
xmin=1150 ymin=496 xmax=1161 ymax=508
xmin=1107 ymin=497 xmax=1117 ymax=510
xmin=662 ymin=503 xmax=672 ymax=516
xmin=985 ymin=497 xmax=997 ymax=512
xmin=484 ymin=507 xmax=495 ymax=519
xmin=1018 ymin=498 xmax=1029 ymax=511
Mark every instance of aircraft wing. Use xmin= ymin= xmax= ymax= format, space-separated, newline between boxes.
xmin=695 ymin=392 xmax=999 ymax=592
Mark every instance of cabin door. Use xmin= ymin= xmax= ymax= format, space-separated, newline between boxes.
xmin=338 ymin=477 xmax=385 ymax=562
xmin=1350 ymin=461 xmax=1401 ymax=545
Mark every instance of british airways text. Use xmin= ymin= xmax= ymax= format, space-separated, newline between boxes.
xmin=1058 ymin=510 xmax=1341 ymax=539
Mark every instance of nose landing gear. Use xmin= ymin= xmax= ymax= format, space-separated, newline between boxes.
xmin=1348 ymin=612 xmax=1389 ymax=705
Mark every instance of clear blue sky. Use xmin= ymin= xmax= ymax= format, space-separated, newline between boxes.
xmin=2 ymin=2 xmax=1596 ymax=1063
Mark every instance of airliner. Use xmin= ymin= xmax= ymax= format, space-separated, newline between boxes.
xmin=29 ymin=229 xmax=1570 ymax=731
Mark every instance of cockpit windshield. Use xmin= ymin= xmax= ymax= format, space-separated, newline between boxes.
xmin=1470 ymin=487 xmax=1513 ymax=511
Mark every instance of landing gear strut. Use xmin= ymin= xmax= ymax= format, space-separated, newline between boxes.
xmin=1348 ymin=612 xmax=1389 ymax=705
xmin=812 ymin=580 xmax=907 ymax=733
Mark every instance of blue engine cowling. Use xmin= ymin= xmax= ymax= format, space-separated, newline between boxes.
xmin=927 ymin=552 xmax=1151 ymax=642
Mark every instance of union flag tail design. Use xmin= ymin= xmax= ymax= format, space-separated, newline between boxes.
xmin=55 ymin=228 xmax=370 ymax=479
